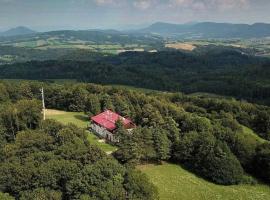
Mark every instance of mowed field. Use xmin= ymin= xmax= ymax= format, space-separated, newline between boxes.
xmin=138 ymin=163 xmax=270 ymax=200
xmin=46 ymin=109 xmax=117 ymax=153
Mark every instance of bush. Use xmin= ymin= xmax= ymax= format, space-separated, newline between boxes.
xmin=124 ymin=169 xmax=159 ymax=200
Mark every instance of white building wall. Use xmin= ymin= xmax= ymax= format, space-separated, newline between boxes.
xmin=91 ymin=123 xmax=116 ymax=142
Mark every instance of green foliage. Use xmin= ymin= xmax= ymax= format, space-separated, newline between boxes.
xmin=66 ymin=158 xmax=126 ymax=200
xmin=0 ymin=99 xmax=42 ymax=141
xmin=1 ymin=49 xmax=270 ymax=105
xmin=84 ymin=94 xmax=101 ymax=116
xmin=152 ymin=128 xmax=171 ymax=161
xmin=19 ymin=188 xmax=62 ymax=200
xmin=0 ymin=115 xmax=158 ymax=199
xmin=1 ymin=81 xmax=270 ymax=190
xmin=124 ymin=169 xmax=159 ymax=200
xmin=0 ymin=192 xmax=14 ymax=200
xmin=0 ymin=83 xmax=9 ymax=102
xmin=254 ymin=143 xmax=270 ymax=183
xmin=174 ymin=132 xmax=244 ymax=184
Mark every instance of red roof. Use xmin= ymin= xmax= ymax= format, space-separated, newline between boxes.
xmin=91 ymin=110 xmax=134 ymax=131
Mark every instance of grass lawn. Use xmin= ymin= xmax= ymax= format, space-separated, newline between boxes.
xmin=46 ymin=109 xmax=117 ymax=153
xmin=138 ymin=163 xmax=270 ymax=200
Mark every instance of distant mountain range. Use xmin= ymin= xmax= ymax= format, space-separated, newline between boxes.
xmin=0 ymin=26 xmax=36 ymax=37
xmin=2 ymin=22 xmax=270 ymax=40
xmin=139 ymin=22 xmax=270 ymax=39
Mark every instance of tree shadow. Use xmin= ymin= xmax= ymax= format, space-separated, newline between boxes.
xmin=74 ymin=114 xmax=89 ymax=122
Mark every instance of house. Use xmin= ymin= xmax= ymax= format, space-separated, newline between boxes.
xmin=90 ymin=110 xmax=136 ymax=142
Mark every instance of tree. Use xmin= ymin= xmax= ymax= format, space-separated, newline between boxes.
xmin=84 ymin=94 xmax=101 ymax=116
xmin=124 ymin=169 xmax=159 ymax=200
xmin=101 ymin=95 xmax=115 ymax=111
xmin=141 ymin=104 xmax=164 ymax=127
xmin=0 ymin=83 xmax=9 ymax=103
xmin=152 ymin=128 xmax=171 ymax=161
xmin=137 ymin=127 xmax=156 ymax=161
xmin=0 ymin=104 xmax=20 ymax=141
xmin=66 ymin=158 xmax=126 ymax=200
xmin=174 ymin=132 xmax=244 ymax=185
xmin=0 ymin=192 xmax=14 ymax=200
xmin=114 ymin=132 xmax=141 ymax=164
xmin=16 ymin=99 xmax=42 ymax=130
xmin=201 ymin=141 xmax=244 ymax=185
xmin=254 ymin=143 xmax=270 ymax=183
xmin=19 ymin=188 xmax=62 ymax=200
xmin=163 ymin=117 xmax=180 ymax=143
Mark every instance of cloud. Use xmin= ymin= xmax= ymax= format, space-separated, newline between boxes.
xmin=92 ymin=0 xmax=249 ymax=11
xmin=169 ymin=0 xmax=249 ymax=11
xmin=133 ymin=0 xmax=155 ymax=10
xmin=93 ymin=0 xmax=115 ymax=5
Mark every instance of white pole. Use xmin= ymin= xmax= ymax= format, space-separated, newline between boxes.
xmin=41 ymin=87 xmax=46 ymax=120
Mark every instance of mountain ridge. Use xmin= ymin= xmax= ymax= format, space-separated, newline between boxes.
xmin=0 ymin=26 xmax=36 ymax=37
xmin=139 ymin=22 xmax=270 ymax=38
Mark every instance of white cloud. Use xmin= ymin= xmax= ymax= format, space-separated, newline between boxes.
xmin=94 ymin=0 xmax=115 ymax=5
xmin=133 ymin=0 xmax=154 ymax=10
xmin=169 ymin=0 xmax=249 ymax=11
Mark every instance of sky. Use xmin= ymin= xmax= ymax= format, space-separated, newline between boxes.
xmin=0 ymin=0 xmax=270 ymax=31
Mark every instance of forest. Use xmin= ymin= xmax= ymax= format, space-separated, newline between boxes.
xmin=1 ymin=47 xmax=270 ymax=105
xmin=0 ymin=81 xmax=270 ymax=199
xmin=0 ymin=82 xmax=158 ymax=200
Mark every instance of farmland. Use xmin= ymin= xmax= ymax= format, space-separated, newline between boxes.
xmin=3 ymin=38 xmax=150 ymax=54
xmin=165 ymin=42 xmax=197 ymax=51
xmin=172 ymin=38 xmax=270 ymax=57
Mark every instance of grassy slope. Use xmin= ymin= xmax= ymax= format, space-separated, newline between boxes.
xmin=139 ymin=163 xmax=270 ymax=200
xmin=47 ymin=110 xmax=270 ymax=200
xmin=241 ymin=126 xmax=266 ymax=144
xmin=138 ymin=126 xmax=269 ymax=200
xmin=46 ymin=109 xmax=117 ymax=153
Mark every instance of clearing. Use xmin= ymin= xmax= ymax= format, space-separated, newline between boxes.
xmin=138 ymin=163 xmax=270 ymax=200
xmin=165 ymin=43 xmax=196 ymax=51
xmin=46 ymin=109 xmax=117 ymax=153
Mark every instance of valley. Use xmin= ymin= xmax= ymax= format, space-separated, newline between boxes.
xmin=1 ymin=20 xmax=270 ymax=200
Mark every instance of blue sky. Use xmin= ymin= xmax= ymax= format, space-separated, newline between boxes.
xmin=0 ymin=0 xmax=270 ymax=31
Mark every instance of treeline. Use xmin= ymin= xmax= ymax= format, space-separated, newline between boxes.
xmin=1 ymin=49 xmax=270 ymax=105
xmin=0 ymin=86 xmax=158 ymax=199
xmin=1 ymin=81 xmax=270 ymax=187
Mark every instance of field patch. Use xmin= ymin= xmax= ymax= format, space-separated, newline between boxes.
xmin=46 ymin=109 xmax=117 ymax=153
xmin=138 ymin=163 xmax=270 ymax=200
xmin=165 ymin=43 xmax=196 ymax=51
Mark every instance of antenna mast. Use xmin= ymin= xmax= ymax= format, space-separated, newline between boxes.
xmin=41 ymin=87 xmax=46 ymax=120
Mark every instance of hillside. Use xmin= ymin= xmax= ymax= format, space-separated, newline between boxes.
xmin=139 ymin=163 xmax=270 ymax=200
xmin=1 ymin=49 xmax=270 ymax=105
xmin=0 ymin=81 xmax=270 ymax=199
xmin=141 ymin=22 xmax=270 ymax=39
xmin=0 ymin=26 xmax=36 ymax=37
xmin=0 ymin=29 xmax=163 ymax=48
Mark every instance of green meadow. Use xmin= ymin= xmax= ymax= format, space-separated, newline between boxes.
xmin=46 ymin=109 xmax=270 ymax=200
xmin=139 ymin=163 xmax=270 ymax=200
xmin=46 ymin=109 xmax=117 ymax=153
